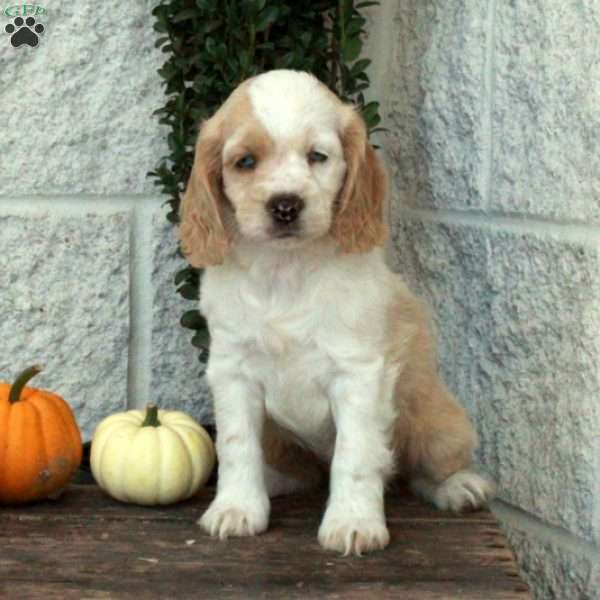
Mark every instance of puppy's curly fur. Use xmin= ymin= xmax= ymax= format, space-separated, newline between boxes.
xmin=180 ymin=70 xmax=495 ymax=555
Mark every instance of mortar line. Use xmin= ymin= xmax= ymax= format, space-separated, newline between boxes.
xmin=0 ymin=193 xmax=165 ymax=202
xmin=0 ymin=194 xmax=166 ymax=213
xmin=492 ymin=499 xmax=600 ymax=559
xmin=126 ymin=204 xmax=156 ymax=410
xmin=398 ymin=206 xmax=600 ymax=245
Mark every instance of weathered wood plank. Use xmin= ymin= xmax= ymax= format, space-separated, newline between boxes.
xmin=0 ymin=485 xmax=530 ymax=600
xmin=0 ymin=485 xmax=498 ymax=523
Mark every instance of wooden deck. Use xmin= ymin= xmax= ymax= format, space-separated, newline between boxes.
xmin=0 ymin=484 xmax=530 ymax=599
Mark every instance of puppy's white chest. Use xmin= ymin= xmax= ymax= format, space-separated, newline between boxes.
xmin=202 ymin=246 xmax=362 ymax=458
xmin=225 ymin=265 xmax=336 ymax=458
xmin=247 ymin=309 xmax=336 ymax=459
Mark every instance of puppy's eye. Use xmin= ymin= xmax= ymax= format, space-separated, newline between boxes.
xmin=236 ymin=154 xmax=257 ymax=170
xmin=307 ymin=150 xmax=328 ymax=164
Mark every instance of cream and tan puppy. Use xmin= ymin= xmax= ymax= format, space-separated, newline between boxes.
xmin=179 ymin=69 xmax=495 ymax=555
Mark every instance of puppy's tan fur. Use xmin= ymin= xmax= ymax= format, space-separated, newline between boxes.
xmin=180 ymin=70 xmax=494 ymax=554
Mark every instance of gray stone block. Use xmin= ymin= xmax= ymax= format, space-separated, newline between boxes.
xmin=381 ymin=0 xmax=600 ymax=222
xmin=494 ymin=503 xmax=600 ymax=600
xmin=389 ymin=214 xmax=600 ymax=544
xmin=492 ymin=0 xmax=600 ymax=222
xmin=150 ymin=205 xmax=212 ymax=425
xmin=0 ymin=0 xmax=167 ymax=195
xmin=384 ymin=1 xmax=488 ymax=211
xmin=0 ymin=204 xmax=130 ymax=439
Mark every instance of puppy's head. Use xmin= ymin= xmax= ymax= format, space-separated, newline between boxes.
xmin=179 ymin=70 xmax=387 ymax=267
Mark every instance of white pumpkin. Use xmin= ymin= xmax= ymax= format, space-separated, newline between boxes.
xmin=90 ymin=405 xmax=215 ymax=506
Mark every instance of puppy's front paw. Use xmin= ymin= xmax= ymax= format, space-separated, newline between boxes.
xmin=318 ymin=510 xmax=390 ymax=556
xmin=198 ymin=494 xmax=269 ymax=539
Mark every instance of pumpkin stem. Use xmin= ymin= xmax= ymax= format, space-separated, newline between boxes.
xmin=141 ymin=404 xmax=161 ymax=427
xmin=9 ymin=365 xmax=44 ymax=404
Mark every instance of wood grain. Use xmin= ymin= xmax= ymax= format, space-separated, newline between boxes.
xmin=0 ymin=485 xmax=530 ymax=599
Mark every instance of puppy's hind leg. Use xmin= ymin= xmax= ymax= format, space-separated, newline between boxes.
xmin=396 ymin=380 xmax=496 ymax=512
xmin=262 ymin=417 xmax=326 ymax=498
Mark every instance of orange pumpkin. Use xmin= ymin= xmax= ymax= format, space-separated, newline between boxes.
xmin=0 ymin=365 xmax=82 ymax=504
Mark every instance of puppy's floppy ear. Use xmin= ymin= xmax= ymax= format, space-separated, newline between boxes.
xmin=179 ymin=117 xmax=233 ymax=267
xmin=332 ymin=107 xmax=387 ymax=253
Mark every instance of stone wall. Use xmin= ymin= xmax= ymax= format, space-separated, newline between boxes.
xmin=1 ymin=1 xmax=599 ymax=598
xmin=364 ymin=2 xmax=600 ymax=598
xmin=0 ymin=0 xmax=211 ymax=437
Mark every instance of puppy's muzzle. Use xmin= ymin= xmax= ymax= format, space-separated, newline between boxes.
xmin=267 ymin=193 xmax=305 ymax=226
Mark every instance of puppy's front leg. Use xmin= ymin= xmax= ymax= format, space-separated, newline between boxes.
xmin=319 ymin=364 xmax=395 ymax=555
xmin=199 ymin=376 xmax=270 ymax=539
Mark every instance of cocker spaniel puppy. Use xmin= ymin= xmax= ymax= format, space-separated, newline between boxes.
xmin=179 ymin=69 xmax=495 ymax=555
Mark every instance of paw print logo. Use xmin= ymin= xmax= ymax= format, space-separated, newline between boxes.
xmin=5 ymin=16 xmax=45 ymax=48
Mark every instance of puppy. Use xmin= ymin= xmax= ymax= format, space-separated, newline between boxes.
xmin=179 ymin=69 xmax=495 ymax=555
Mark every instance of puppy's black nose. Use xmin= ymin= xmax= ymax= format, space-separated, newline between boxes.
xmin=267 ymin=194 xmax=304 ymax=225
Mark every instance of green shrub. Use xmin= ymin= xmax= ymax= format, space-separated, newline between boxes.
xmin=149 ymin=0 xmax=382 ymax=365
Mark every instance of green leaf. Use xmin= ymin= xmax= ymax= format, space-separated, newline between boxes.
xmin=181 ymin=310 xmax=207 ymax=330
xmin=205 ymin=36 xmax=215 ymax=54
xmin=341 ymin=36 xmax=362 ymax=62
xmin=191 ymin=328 xmax=211 ymax=350
xmin=154 ymin=36 xmax=169 ymax=49
xmin=350 ymin=58 xmax=371 ymax=75
xmin=255 ymin=42 xmax=275 ymax=51
xmin=239 ymin=49 xmax=251 ymax=71
xmin=172 ymin=7 xmax=199 ymax=23
xmin=255 ymin=5 xmax=279 ymax=32
xmin=153 ymin=20 xmax=168 ymax=34
xmin=364 ymin=112 xmax=381 ymax=128
xmin=166 ymin=208 xmax=179 ymax=224
xmin=361 ymin=101 xmax=381 ymax=128
xmin=214 ymin=42 xmax=227 ymax=62
xmin=346 ymin=17 xmax=366 ymax=37
xmin=362 ymin=100 xmax=379 ymax=114
xmin=177 ymin=283 xmax=199 ymax=300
